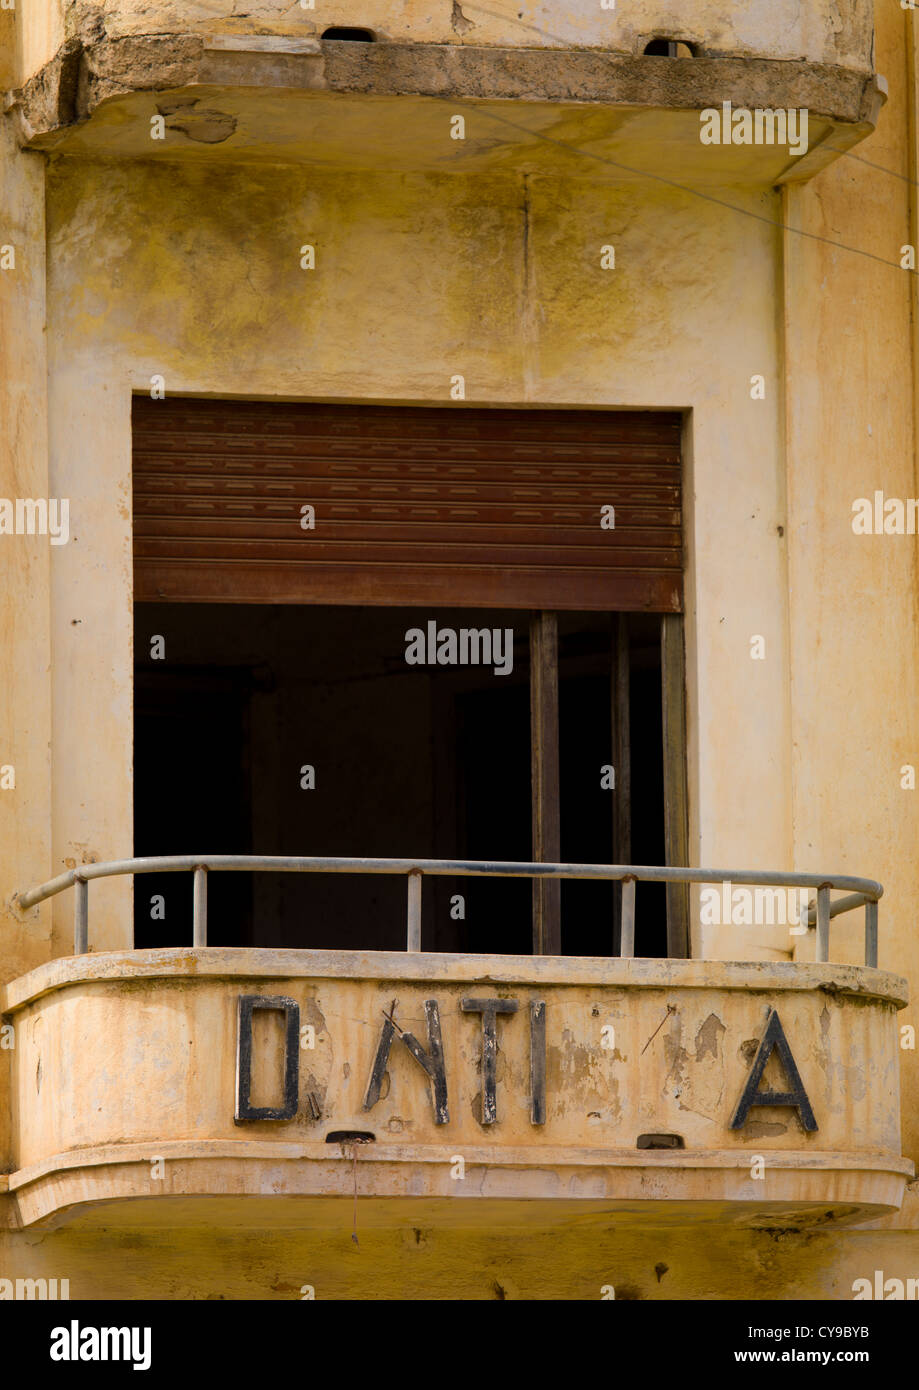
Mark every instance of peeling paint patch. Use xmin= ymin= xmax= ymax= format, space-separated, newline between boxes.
xmin=301 ymin=996 xmax=326 ymax=1034
xmin=167 ymin=109 xmax=237 ymax=143
xmin=451 ymin=1 xmax=475 ymax=34
xmin=694 ymin=1012 xmax=725 ymax=1061
xmin=156 ymin=97 xmax=237 ymax=143
xmin=744 ymin=1120 xmax=787 ymax=1137
xmin=663 ymin=1015 xmax=688 ymax=1095
xmin=301 ymin=1070 xmax=326 ymax=1120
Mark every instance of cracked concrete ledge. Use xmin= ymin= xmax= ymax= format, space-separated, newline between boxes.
xmin=7 ymin=38 xmax=885 ymax=146
xmin=6 ymin=1147 xmax=911 ymax=1231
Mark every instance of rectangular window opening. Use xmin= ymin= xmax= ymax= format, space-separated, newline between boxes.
xmin=132 ymin=399 xmax=686 ymax=958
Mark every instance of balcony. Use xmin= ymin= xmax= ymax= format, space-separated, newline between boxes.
xmin=8 ymin=1 xmax=884 ymax=185
xmin=2 ymin=855 xmax=912 ymax=1230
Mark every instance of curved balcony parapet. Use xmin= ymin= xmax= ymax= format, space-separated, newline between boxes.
xmin=0 ymin=950 xmax=910 ymax=1229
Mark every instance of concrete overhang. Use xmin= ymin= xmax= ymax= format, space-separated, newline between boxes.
xmin=6 ymin=40 xmax=886 ymax=186
xmin=0 ymin=949 xmax=912 ymax=1230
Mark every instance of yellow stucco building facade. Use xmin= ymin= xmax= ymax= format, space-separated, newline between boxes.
xmin=2 ymin=0 xmax=919 ymax=1302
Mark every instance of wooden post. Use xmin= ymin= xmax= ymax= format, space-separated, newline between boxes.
xmin=612 ymin=615 xmax=631 ymax=948
xmin=661 ymin=614 xmax=690 ymax=958
xmin=530 ymin=612 xmax=561 ymax=955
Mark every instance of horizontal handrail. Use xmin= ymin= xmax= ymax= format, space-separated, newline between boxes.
xmin=17 ymin=856 xmax=885 ymax=906
xmin=14 ymin=856 xmax=883 ymax=967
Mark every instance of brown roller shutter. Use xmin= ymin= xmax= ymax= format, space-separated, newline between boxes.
xmin=133 ymin=399 xmax=683 ymax=611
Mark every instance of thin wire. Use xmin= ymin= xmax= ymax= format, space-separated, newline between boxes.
xmin=821 ymin=144 xmax=917 ymax=188
xmin=457 ymin=1 xmax=577 ymax=47
xmin=440 ymin=98 xmax=917 ymax=275
xmin=418 ymin=7 xmax=918 ymax=275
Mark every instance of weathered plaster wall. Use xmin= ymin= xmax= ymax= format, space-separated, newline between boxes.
xmin=41 ymin=156 xmax=790 ymax=961
xmin=54 ymin=0 xmax=875 ymax=66
xmin=0 ymin=116 xmax=52 ymax=1182
xmin=0 ymin=124 xmax=52 ymax=988
xmin=1 ymin=1212 xmax=919 ymax=1300
xmin=15 ymin=1 xmax=63 ymax=89
xmin=783 ymin=0 xmax=919 ymax=1172
xmin=0 ymin=11 xmax=14 ymax=90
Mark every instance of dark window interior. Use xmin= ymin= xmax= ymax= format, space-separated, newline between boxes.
xmin=134 ymin=604 xmax=666 ymax=956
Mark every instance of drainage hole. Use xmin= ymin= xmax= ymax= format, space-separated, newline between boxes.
xmin=637 ymin=1132 xmax=685 ymax=1149
xmin=321 ymin=27 xmax=376 ymax=41
xmin=642 ymin=39 xmax=698 ymax=57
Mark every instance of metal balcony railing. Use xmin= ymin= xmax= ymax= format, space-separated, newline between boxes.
xmin=14 ymin=856 xmax=882 ymax=967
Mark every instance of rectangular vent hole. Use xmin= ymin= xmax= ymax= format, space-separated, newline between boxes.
xmin=637 ymin=1132 xmax=685 ymax=1149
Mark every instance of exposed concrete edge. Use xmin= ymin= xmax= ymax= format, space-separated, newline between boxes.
xmin=9 ymin=1140 xmax=914 ymax=1188
xmin=8 ymin=1145 xmax=910 ymax=1230
xmin=0 ymin=948 xmax=908 ymax=1012
xmin=6 ymin=38 xmax=883 ymax=146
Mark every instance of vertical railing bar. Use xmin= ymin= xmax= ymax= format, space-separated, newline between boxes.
xmin=407 ymin=870 xmax=422 ymax=951
xmin=74 ymin=877 xmax=89 ymax=956
xmin=865 ymin=898 xmax=879 ymax=969
xmin=193 ymin=866 xmax=208 ymax=947
xmin=620 ymin=876 xmax=636 ymax=959
xmin=816 ymin=884 xmax=831 ymax=963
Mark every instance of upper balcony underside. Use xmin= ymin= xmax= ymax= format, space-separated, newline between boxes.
xmin=8 ymin=39 xmax=886 ymax=186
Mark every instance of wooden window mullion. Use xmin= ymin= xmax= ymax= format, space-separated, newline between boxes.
xmin=530 ymin=612 xmax=561 ymax=955
xmin=661 ymin=613 xmax=690 ymax=958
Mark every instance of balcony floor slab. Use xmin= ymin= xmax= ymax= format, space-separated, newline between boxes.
xmin=9 ymin=44 xmax=885 ymax=187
